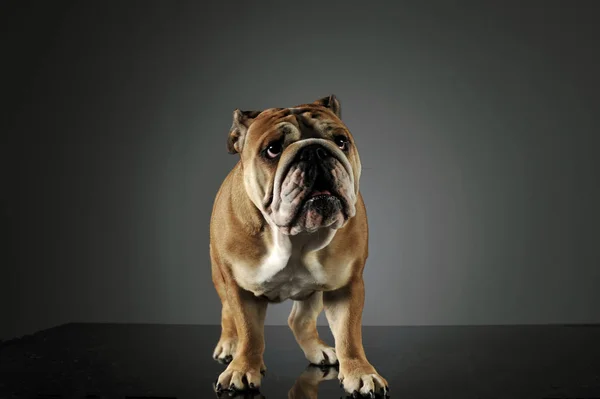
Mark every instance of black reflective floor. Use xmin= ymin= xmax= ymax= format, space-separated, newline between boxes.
xmin=1 ymin=323 xmax=600 ymax=399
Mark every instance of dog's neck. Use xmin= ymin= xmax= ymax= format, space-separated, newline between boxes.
xmin=265 ymin=220 xmax=338 ymax=258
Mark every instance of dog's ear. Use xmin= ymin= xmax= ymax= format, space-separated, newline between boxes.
xmin=227 ymin=109 xmax=262 ymax=154
xmin=313 ymin=94 xmax=341 ymax=119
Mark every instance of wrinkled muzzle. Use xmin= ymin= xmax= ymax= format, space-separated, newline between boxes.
xmin=265 ymin=139 xmax=357 ymax=235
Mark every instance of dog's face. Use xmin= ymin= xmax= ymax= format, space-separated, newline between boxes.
xmin=227 ymin=95 xmax=361 ymax=235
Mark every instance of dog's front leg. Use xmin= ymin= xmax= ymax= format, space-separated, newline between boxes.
xmin=216 ymin=278 xmax=268 ymax=392
xmin=324 ymin=277 xmax=389 ymax=397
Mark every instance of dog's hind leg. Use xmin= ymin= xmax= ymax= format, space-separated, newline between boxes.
xmin=288 ymin=291 xmax=338 ymax=366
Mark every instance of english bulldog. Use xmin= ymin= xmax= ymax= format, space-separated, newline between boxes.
xmin=210 ymin=95 xmax=389 ymax=397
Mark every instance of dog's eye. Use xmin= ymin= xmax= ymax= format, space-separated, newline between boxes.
xmin=334 ymin=135 xmax=349 ymax=151
xmin=266 ymin=142 xmax=283 ymax=159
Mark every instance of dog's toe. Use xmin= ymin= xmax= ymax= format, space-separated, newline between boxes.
xmin=338 ymin=360 xmax=389 ymax=398
xmin=213 ymin=337 xmax=237 ymax=364
xmin=306 ymin=343 xmax=338 ymax=366
xmin=216 ymin=358 xmax=263 ymax=393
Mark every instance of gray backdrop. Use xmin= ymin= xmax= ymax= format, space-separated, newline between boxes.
xmin=2 ymin=1 xmax=599 ymax=340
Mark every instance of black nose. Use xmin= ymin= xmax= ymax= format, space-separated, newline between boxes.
xmin=299 ymin=144 xmax=330 ymax=162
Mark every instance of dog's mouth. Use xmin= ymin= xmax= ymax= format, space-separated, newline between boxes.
xmin=265 ymin=145 xmax=348 ymax=211
xmin=302 ymin=191 xmax=340 ymax=212
xmin=303 ymin=173 xmax=338 ymax=204
xmin=309 ymin=190 xmax=331 ymax=197
xmin=263 ymin=178 xmax=334 ymax=212
xmin=265 ymin=153 xmax=354 ymax=234
xmin=301 ymin=193 xmax=343 ymax=216
xmin=292 ymin=171 xmax=346 ymax=223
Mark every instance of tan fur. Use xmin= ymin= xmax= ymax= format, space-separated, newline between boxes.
xmin=210 ymin=96 xmax=388 ymax=396
xmin=288 ymin=292 xmax=338 ymax=365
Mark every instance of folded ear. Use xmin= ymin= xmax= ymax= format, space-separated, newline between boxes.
xmin=227 ymin=109 xmax=262 ymax=154
xmin=313 ymin=94 xmax=341 ymax=119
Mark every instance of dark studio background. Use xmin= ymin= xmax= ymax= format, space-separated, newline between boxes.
xmin=2 ymin=1 xmax=600 ymax=342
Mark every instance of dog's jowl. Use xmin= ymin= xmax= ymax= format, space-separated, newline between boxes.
xmin=209 ymin=95 xmax=389 ymax=397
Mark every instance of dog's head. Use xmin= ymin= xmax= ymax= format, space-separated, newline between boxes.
xmin=227 ymin=95 xmax=361 ymax=236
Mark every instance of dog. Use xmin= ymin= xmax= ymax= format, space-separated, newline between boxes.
xmin=210 ymin=95 xmax=389 ymax=397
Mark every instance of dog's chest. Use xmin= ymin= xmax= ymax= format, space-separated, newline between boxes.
xmin=252 ymin=247 xmax=325 ymax=302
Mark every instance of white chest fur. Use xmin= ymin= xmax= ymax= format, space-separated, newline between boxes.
xmin=237 ymin=227 xmax=337 ymax=302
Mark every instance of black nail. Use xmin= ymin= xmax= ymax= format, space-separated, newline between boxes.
xmin=369 ymin=390 xmax=376 ymax=398
xmin=352 ymin=390 xmax=360 ymax=398
xmin=216 ymin=382 xmax=223 ymax=391
xmin=250 ymin=382 xmax=255 ymax=389
xmin=230 ymin=383 xmax=236 ymax=391
xmin=340 ymin=382 xmax=344 ymax=388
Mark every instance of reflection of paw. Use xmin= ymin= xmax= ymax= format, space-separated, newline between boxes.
xmin=301 ymin=364 xmax=339 ymax=382
xmin=213 ymin=337 xmax=237 ymax=364
xmin=339 ymin=359 xmax=389 ymax=398
xmin=304 ymin=341 xmax=338 ymax=366
xmin=214 ymin=384 xmax=266 ymax=399
xmin=288 ymin=365 xmax=338 ymax=399
xmin=215 ymin=357 xmax=265 ymax=393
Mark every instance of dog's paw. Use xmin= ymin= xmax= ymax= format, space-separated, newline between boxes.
xmin=215 ymin=357 xmax=265 ymax=392
xmin=339 ymin=359 xmax=389 ymax=398
xmin=213 ymin=337 xmax=237 ymax=364
xmin=304 ymin=341 xmax=338 ymax=366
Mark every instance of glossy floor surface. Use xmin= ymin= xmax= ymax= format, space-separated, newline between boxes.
xmin=1 ymin=323 xmax=599 ymax=399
